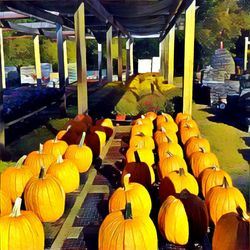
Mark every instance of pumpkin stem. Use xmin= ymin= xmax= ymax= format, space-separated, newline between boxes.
xmin=54 ymin=137 xmax=58 ymax=143
xmin=179 ymin=168 xmax=185 ymax=176
xmin=212 ymin=165 xmax=219 ymax=171
xmin=66 ymin=125 xmax=72 ymax=132
xmin=39 ymin=167 xmax=45 ymax=179
xmin=10 ymin=197 xmax=22 ymax=217
xmin=57 ymin=155 xmax=64 ymax=164
xmin=137 ymin=120 xmax=143 ymax=125
xmin=236 ymin=206 xmax=250 ymax=221
xmin=124 ymin=202 xmax=132 ymax=220
xmin=136 ymin=132 xmax=145 ymax=137
xmin=39 ymin=143 xmax=44 ymax=154
xmin=166 ymin=135 xmax=172 ymax=143
xmin=123 ymin=174 xmax=131 ymax=191
xmin=199 ymin=147 xmax=205 ymax=153
xmin=222 ymin=176 xmax=230 ymax=188
xmin=15 ymin=155 xmax=27 ymax=168
xmin=161 ymin=127 xmax=166 ymax=133
xmin=79 ymin=132 xmax=86 ymax=148
xmin=166 ymin=151 xmax=173 ymax=157
xmin=134 ymin=151 xmax=141 ymax=163
xmin=141 ymin=115 xmax=145 ymax=119
xmin=137 ymin=141 xmax=144 ymax=149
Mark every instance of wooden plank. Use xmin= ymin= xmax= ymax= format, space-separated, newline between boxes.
xmin=167 ymin=25 xmax=175 ymax=84
xmin=183 ymin=0 xmax=196 ymax=115
xmin=33 ymin=35 xmax=42 ymax=86
xmin=56 ymin=23 xmax=65 ymax=89
xmin=244 ymin=37 xmax=249 ymax=71
xmin=7 ymin=2 xmax=74 ymax=29
xmin=130 ymin=41 xmax=134 ymax=75
xmin=0 ymin=11 xmax=28 ymax=20
xmin=63 ymin=40 xmax=69 ymax=85
xmin=106 ymin=26 xmax=113 ymax=82
xmin=126 ymin=39 xmax=130 ymax=81
xmin=118 ymin=34 xmax=123 ymax=81
xmin=74 ymin=3 xmax=88 ymax=114
xmin=98 ymin=43 xmax=102 ymax=82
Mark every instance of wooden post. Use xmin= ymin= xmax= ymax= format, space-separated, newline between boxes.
xmin=244 ymin=37 xmax=249 ymax=72
xmin=183 ymin=0 xmax=196 ymax=115
xmin=126 ymin=39 xmax=130 ymax=81
xmin=160 ymin=37 xmax=167 ymax=79
xmin=130 ymin=41 xmax=134 ymax=75
xmin=159 ymin=41 xmax=163 ymax=75
xmin=167 ymin=25 xmax=175 ymax=84
xmin=0 ymin=28 xmax=4 ymax=145
xmin=56 ymin=23 xmax=65 ymax=89
xmin=118 ymin=34 xmax=123 ymax=81
xmin=33 ymin=35 xmax=42 ymax=86
xmin=98 ymin=43 xmax=102 ymax=82
xmin=106 ymin=26 xmax=113 ymax=82
xmin=74 ymin=2 xmax=88 ymax=114
xmin=0 ymin=28 xmax=5 ymax=89
xmin=63 ymin=40 xmax=69 ymax=86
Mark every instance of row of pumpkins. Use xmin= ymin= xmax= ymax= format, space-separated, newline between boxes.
xmin=98 ymin=112 xmax=249 ymax=250
xmin=0 ymin=114 xmax=115 ymax=250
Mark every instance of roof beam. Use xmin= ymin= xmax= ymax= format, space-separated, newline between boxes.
xmin=0 ymin=11 xmax=28 ymax=20
xmin=84 ymin=0 xmax=131 ymax=38
xmin=6 ymin=1 xmax=74 ymax=29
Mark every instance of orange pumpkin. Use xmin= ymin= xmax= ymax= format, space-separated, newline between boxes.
xmin=95 ymin=118 xmax=114 ymax=138
xmin=175 ymin=112 xmax=192 ymax=125
xmin=89 ymin=125 xmax=106 ymax=149
xmin=156 ymin=113 xmax=174 ymax=127
xmin=56 ymin=125 xmax=72 ymax=140
xmin=24 ymin=167 xmax=65 ymax=222
xmin=190 ymin=148 xmax=219 ymax=178
xmin=25 ymin=144 xmax=56 ymax=176
xmin=1 ymin=155 xmax=33 ymax=202
xmin=158 ymin=154 xmax=188 ymax=179
xmin=158 ymin=142 xmax=184 ymax=164
xmin=205 ymin=177 xmax=247 ymax=225
xmin=131 ymin=123 xmax=153 ymax=137
xmin=145 ymin=111 xmax=157 ymax=121
xmin=154 ymin=128 xmax=178 ymax=145
xmin=133 ymin=116 xmax=154 ymax=131
xmin=180 ymin=127 xmax=200 ymax=145
xmin=0 ymin=197 xmax=44 ymax=250
xmin=122 ymin=152 xmax=155 ymax=189
xmin=43 ymin=137 xmax=68 ymax=159
xmin=109 ymin=174 xmax=152 ymax=216
xmin=126 ymin=147 xmax=154 ymax=168
xmin=129 ymin=133 xmax=155 ymax=150
xmin=0 ymin=190 xmax=12 ymax=216
xmin=47 ymin=155 xmax=79 ymax=193
xmin=159 ymin=168 xmax=199 ymax=203
xmin=158 ymin=195 xmax=189 ymax=245
xmin=212 ymin=207 xmax=250 ymax=250
xmin=64 ymin=132 xmax=93 ymax=173
xmin=99 ymin=202 xmax=158 ymax=250
xmin=199 ymin=166 xmax=232 ymax=198
xmin=185 ymin=136 xmax=210 ymax=159
xmin=179 ymin=119 xmax=198 ymax=130
xmin=157 ymin=121 xmax=178 ymax=133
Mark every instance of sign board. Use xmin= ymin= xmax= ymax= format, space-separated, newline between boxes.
xmin=138 ymin=59 xmax=152 ymax=73
xmin=20 ymin=65 xmax=36 ymax=84
xmin=41 ymin=63 xmax=52 ymax=83
xmin=152 ymin=57 xmax=160 ymax=72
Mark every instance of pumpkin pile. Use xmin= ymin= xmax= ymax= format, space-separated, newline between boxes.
xmin=0 ymin=113 xmax=114 ymax=249
xmin=99 ymin=111 xmax=249 ymax=249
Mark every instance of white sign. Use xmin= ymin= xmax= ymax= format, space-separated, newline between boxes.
xmin=152 ymin=57 xmax=160 ymax=72
xmin=138 ymin=59 xmax=152 ymax=73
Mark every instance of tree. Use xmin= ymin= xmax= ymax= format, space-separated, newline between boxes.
xmin=196 ymin=0 xmax=250 ymax=65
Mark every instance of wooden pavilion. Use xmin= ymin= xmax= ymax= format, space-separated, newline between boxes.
xmin=0 ymin=0 xmax=197 ymax=145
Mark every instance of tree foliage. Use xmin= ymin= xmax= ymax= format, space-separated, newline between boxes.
xmin=196 ymin=0 xmax=250 ymax=64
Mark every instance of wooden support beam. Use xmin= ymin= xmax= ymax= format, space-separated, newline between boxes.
xmin=244 ymin=37 xmax=249 ymax=71
xmin=0 ymin=28 xmax=5 ymax=145
xmin=183 ymin=0 xmax=196 ymax=115
xmin=160 ymin=36 xmax=167 ymax=79
xmin=84 ymin=0 xmax=130 ymax=38
xmin=7 ymin=2 xmax=74 ymax=29
xmin=98 ymin=43 xmax=102 ymax=82
xmin=106 ymin=26 xmax=113 ymax=82
xmin=33 ymin=35 xmax=42 ymax=86
xmin=126 ymin=39 xmax=130 ymax=81
xmin=130 ymin=42 xmax=134 ymax=75
xmin=56 ymin=23 xmax=65 ymax=89
xmin=167 ymin=25 xmax=175 ymax=84
xmin=74 ymin=3 xmax=88 ymax=114
xmin=118 ymin=34 xmax=123 ymax=81
xmin=63 ymin=40 xmax=69 ymax=85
